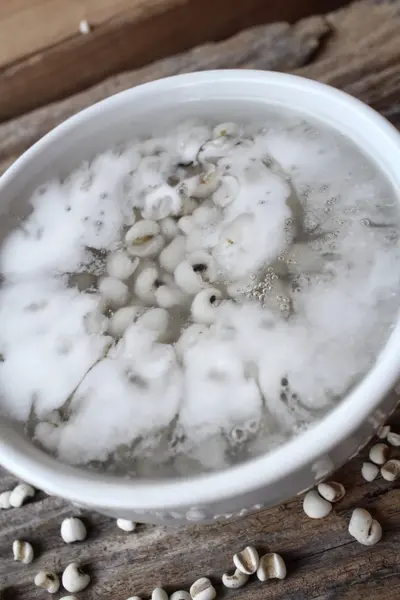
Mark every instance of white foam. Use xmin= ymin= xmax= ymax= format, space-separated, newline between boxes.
xmin=180 ymin=338 xmax=263 ymax=436
xmin=0 ymin=112 xmax=399 ymax=475
xmin=0 ymin=280 xmax=109 ymax=420
xmin=184 ymin=150 xmax=291 ymax=278
xmin=39 ymin=338 xmax=182 ymax=465
xmin=1 ymin=150 xmax=140 ymax=278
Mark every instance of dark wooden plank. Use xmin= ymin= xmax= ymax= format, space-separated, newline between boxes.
xmin=1 ymin=1 xmax=400 ymax=599
xmin=0 ymin=0 xmax=348 ymax=123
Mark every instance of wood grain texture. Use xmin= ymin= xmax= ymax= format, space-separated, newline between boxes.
xmin=1 ymin=1 xmax=400 ymax=598
xmin=0 ymin=0 xmax=349 ymax=122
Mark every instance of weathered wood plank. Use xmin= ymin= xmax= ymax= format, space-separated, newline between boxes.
xmin=296 ymin=0 xmax=400 ymax=112
xmin=0 ymin=1 xmax=400 ymax=599
xmin=0 ymin=0 xmax=348 ymax=123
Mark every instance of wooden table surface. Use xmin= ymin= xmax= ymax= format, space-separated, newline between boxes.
xmin=0 ymin=0 xmax=348 ymax=121
xmin=1 ymin=1 xmax=400 ymax=598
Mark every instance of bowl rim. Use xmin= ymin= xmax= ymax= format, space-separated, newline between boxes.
xmin=1 ymin=69 xmax=400 ymax=510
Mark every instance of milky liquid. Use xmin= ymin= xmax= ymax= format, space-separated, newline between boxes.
xmin=0 ymin=107 xmax=399 ymax=478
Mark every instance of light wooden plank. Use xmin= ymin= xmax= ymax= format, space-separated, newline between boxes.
xmin=0 ymin=0 xmax=183 ymax=69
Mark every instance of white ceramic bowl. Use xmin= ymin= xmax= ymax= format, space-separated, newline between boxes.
xmin=1 ymin=70 xmax=400 ymax=524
